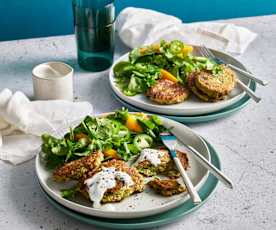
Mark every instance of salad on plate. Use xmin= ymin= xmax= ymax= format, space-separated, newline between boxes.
xmin=41 ymin=108 xmax=190 ymax=207
xmin=113 ymin=40 xmax=237 ymax=104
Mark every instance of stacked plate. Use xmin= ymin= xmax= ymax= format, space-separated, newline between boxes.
xmin=109 ymin=48 xmax=256 ymax=123
xmin=36 ymin=114 xmax=220 ymax=229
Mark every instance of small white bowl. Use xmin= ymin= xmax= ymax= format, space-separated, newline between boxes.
xmin=32 ymin=62 xmax=74 ymax=101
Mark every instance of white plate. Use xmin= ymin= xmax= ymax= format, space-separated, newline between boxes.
xmin=36 ymin=113 xmax=210 ymax=219
xmin=109 ymin=47 xmax=250 ymax=116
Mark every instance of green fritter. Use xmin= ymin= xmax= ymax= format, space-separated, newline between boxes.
xmin=135 ymin=149 xmax=171 ymax=177
xmin=146 ymin=79 xmax=190 ymax=105
xmin=135 ymin=149 xmax=189 ymax=177
xmin=162 ymin=150 xmax=189 ymax=178
xmin=195 ymin=65 xmax=236 ymax=98
xmin=148 ymin=178 xmax=186 ymax=196
xmin=188 ymin=72 xmax=225 ymax=102
xmin=188 ymin=65 xmax=236 ymax=102
xmin=79 ymin=159 xmax=144 ymax=204
xmin=53 ymin=151 xmax=104 ymax=182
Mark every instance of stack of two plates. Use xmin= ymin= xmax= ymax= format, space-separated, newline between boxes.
xmin=36 ymin=115 xmax=221 ymax=229
xmin=109 ymin=48 xmax=256 ymax=123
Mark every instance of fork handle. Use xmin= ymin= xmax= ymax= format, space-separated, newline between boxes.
xmin=227 ymin=64 xmax=268 ymax=86
xmin=236 ymin=79 xmax=261 ymax=103
xmin=173 ymin=156 xmax=202 ymax=204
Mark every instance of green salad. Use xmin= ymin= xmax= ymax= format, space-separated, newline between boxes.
xmin=41 ymin=108 xmax=166 ymax=169
xmin=114 ymin=40 xmax=222 ymax=96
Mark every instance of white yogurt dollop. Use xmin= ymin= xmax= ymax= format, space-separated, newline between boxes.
xmin=84 ymin=167 xmax=134 ymax=208
xmin=136 ymin=148 xmax=165 ymax=166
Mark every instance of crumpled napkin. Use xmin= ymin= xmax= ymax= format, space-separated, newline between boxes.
xmin=0 ymin=89 xmax=93 ymax=165
xmin=117 ymin=7 xmax=257 ymax=54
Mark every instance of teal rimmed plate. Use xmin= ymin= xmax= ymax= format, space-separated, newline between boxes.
xmin=110 ymin=49 xmax=251 ymax=116
xmin=112 ymin=81 xmax=256 ymax=124
xmin=39 ymin=139 xmax=220 ymax=229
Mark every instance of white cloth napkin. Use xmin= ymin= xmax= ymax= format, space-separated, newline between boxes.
xmin=0 ymin=89 xmax=93 ymax=165
xmin=117 ymin=7 xmax=257 ymax=54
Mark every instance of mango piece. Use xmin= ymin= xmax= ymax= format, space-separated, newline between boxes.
xmin=74 ymin=133 xmax=88 ymax=141
xmin=104 ymin=149 xmax=120 ymax=159
xmin=182 ymin=45 xmax=193 ymax=56
xmin=160 ymin=69 xmax=178 ymax=83
xmin=126 ymin=115 xmax=143 ymax=133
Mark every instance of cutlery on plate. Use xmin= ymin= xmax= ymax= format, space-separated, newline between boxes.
xmin=177 ymin=142 xmax=233 ymax=189
xmin=160 ymin=132 xmax=202 ymax=204
xmin=198 ymin=45 xmax=268 ymax=86
xmin=197 ymin=46 xmax=262 ymax=103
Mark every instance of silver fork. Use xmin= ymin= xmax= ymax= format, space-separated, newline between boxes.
xmin=198 ymin=45 xmax=262 ymax=103
xmin=160 ymin=132 xmax=202 ymax=204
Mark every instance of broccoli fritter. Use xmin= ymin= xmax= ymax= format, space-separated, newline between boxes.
xmin=135 ymin=149 xmax=171 ymax=177
xmin=162 ymin=150 xmax=189 ymax=178
xmin=188 ymin=65 xmax=236 ymax=102
xmin=148 ymin=178 xmax=186 ymax=196
xmin=53 ymin=151 xmax=104 ymax=182
xmin=79 ymin=159 xmax=144 ymax=204
xmin=146 ymin=79 xmax=190 ymax=105
xmin=135 ymin=149 xmax=189 ymax=178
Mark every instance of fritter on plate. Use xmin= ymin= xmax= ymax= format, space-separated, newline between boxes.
xmin=135 ymin=149 xmax=189 ymax=177
xmin=146 ymin=79 xmax=190 ymax=105
xmin=80 ymin=159 xmax=144 ymax=204
xmin=53 ymin=151 xmax=104 ymax=182
xmin=163 ymin=150 xmax=189 ymax=178
xmin=188 ymin=65 xmax=236 ymax=102
xmin=148 ymin=178 xmax=186 ymax=196
xmin=135 ymin=149 xmax=171 ymax=177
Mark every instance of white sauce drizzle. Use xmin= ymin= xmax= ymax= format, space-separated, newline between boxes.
xmin=136 ymin=148 xmax=165 ymax=166
xmin=84 ymin=167 xmax=134 ymax=208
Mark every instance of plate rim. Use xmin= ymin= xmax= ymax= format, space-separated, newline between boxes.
xmin=38 ymin=139 xmax=220 ymax=229
xmin=35 ymin=112 xmax=211 ymax=219
xmin=109 ymin=47 xmax=250 ymax=116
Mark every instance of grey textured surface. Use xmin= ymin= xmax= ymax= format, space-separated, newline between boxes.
xmin=0 ymin=15 xmax=276 ymax=230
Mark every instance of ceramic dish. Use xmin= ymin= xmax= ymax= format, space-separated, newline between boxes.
xmin=109 ymin=46 xmax=251 ymax=116
xmin=36 ymin=113 xmax=210 ymax=219
xmin=39 ymin=139 xmax=220 ymax=229
xmin=112 ymin=80 xmax=256 ymax=124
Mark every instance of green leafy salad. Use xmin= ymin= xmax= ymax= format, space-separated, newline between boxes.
xmin=114 ymin=40 xmax=222 ymax=96
xmin=41 ymin=108 xmax=166 ymax=169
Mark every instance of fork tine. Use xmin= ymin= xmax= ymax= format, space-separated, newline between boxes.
xmin=200 ymin=46 xmax=209 ymax=58
xmin=201 ymin=47 xmax=209 ymax=57
xmin=200 ymin=46 xmax=210 ymax=57
xmin=197 ymin=47 xmax=205 ymax=57
xmin=202 ymin=45 xmax=216 ymax=59
xmin=197 ymin=46 xmax=207 ymax=57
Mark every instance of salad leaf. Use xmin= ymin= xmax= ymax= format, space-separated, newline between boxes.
xmin=61 ymin=187 xmax=79 ymax=199
xmin=41 ymin=108 xmax=167 ymax=167
xmin=115 ymin=62 xmax=160 ymax=96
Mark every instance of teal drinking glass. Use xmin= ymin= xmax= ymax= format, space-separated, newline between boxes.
xmin=72 ymin=0 xmax=115 ymax=72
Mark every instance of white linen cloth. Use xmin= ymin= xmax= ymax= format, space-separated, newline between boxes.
xmin=117 ymin=7 xmax=257 ymax=54
xmin=0 ymin=89 xmax=93 ymax=165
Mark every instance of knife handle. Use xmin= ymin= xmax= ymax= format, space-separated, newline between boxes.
xmin=228 ymin=64 xmax=268 ymax=86
xmin=173 ymin=156 xmax=201 ymax=204
xmin=236 ymin=79 xmax=261 ymax=103
xmin=186 ymin=145 xmax=233 ymax=189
